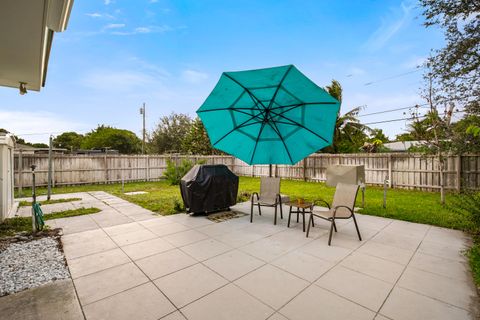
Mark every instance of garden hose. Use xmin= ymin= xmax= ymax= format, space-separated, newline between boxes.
xmin=32 ymin=202 xmax=45 ymax=231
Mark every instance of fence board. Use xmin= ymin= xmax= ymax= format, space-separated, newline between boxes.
xmin=13 ymin=153 xmax=480 ymax=191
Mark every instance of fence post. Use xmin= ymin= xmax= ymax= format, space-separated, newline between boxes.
xmin=146 ymin=155 xmax=150 ymax=182
xmin=18 ymin=150 xmax=23 ymax=197
xmin=104 ymin=154 xmax=108 ymax=183
xmin=388 ymin=154 xmax=392 ymax=188
xmin=456 ymin=155 xmax=462 ymax=192
xmin=252 ymin=165 xmax=255 ymax=177
xmin=303 ymin=158 xmax=307 ymax=181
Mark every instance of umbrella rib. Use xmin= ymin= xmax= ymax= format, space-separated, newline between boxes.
xmin=267 ymin=65 xmax=293 ymax=109
xmin=249 ymin=121 xmax=267 ymax=164
xmin=223 ymin=73 xmax=268 ymax=109
xmin=270 ymin=110 xmax=330 ymax=144
xmin=212 ymin=115 xmax=263 ymax=146
xmin=197 ymin=107 xmax=258 ymax=113
xmin=267 ymin=121 xmax=294 ymax=164
xmin=269 ymin=101 xmax=337 ymax=111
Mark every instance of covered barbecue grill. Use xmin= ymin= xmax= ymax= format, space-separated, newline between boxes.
xmin=180 ymin=164 xmax=239 ymax=214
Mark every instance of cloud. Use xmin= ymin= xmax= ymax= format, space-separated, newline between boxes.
xmin=182 ymin=70 xmax=209 ymax=84
xmin=85 ymin=12 xmax=115 ymax=20
xmin=80 ymin=69 xmax=164 ymax=92
xmin=104 ymin=23 xmax=126 ymax=29
xmin=111 ymin=25 xmax=173 ymax=36
xmin=346 ymin=67 xmax=366 ymax=77
xmin=402 ymin=56 xmax=427 ymax=69
xmin=104 ymin=0 xmax=113 ymax=5
xmin=86 ymin=13 xmax=103 ymax=18
xmin=0 ymin=111 xmax=86 ymax=143
xmin=364 ymin=1 xmax=415 ymax=51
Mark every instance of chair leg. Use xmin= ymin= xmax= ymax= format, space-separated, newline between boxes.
xmin=352 ymin=214 xmax=362 ymax=241
xmin=287 ymin=206 xmax=292 ymax=228
xmin=328 ymin=219 xmax=335 ymax=246
xmin=296 ymin=212 xmax=299 ymax=223
xmin=279 ymin=203 xmax=283 ymax=219
xmin=257 ymin=203 xmax=262 ymax=215
xmin=333 ymin=220 xmax=337 ymax=232
xmin=274 ymin=205 xmax=277 ymax=225
xmin=306 ymin=214 xmax=313 ymax=238
xmin=250 ymin=201 xmax=254 ymax=223
xmin=302 ymin=208 xmax=306 ymax=232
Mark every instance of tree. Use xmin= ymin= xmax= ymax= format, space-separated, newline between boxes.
xmin=415 ymin=73 xmax=454 ymax=205
xmin=81 ymin=125 xmax=141 ymax=154
xmin=149 ymin=113 xmax=192 ymax=154
xmin=323 ymin=80 xmax=371 ymax=153
xmin=53 ymin=132 xmax=84 ymax=151
xmin=182 ymin=117 xmax=217 ymax=155
xmin=368 ymin=129 xmax=389 ymax=143
xmin=419 ymin=0 xmax=479 ymax=114
xmin=451 ymin=115 xmax=480 ymax=153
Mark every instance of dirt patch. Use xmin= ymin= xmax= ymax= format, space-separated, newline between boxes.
xmin=207 ymin=211 xmax=248 ymax=223
xmin=0 ymin=229 xmax=63 ymax=252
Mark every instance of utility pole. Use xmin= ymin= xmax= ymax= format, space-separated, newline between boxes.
xmin=140 ymin=103 xmax=146 ymax=154
xmin=47 ymin=135 xmax=53 ymax=200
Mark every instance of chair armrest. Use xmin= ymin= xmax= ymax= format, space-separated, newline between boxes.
xmin=313 ymin=199 xmax=331 ymax=209
xmin=332 ymin=205 xmax=354 ymax=218
xmin=251 ymin=192 xmax=259 ymax=203
xmin=276 ymin=193 xmax=282 ymax=204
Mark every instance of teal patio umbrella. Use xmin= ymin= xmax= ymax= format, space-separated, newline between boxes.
xmin=197 ymin=65 xmax=340 ymax=166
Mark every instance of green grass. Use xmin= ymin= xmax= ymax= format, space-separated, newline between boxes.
xmin=15 ymin=177 xmax=471 ymax=230
xmin=43 ymin=207 xmax=101 ymax=220
xmin=18 ymin=197 xmax=82 ymax=207
xmin=238 ymin=177 xmax=472 ymax=231
xmin=0 ymin=207 xmax=101 ymax=237
xmin=0 ymin=217 xmax=34 ymax=237
xmin=468 ymin=243 xmax=480 ymax=286
xmin=13 ymin=178 xmax=480 ymax=286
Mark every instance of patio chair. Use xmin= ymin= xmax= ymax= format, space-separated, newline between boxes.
xmin=250 ymin=177 xmax=284 ymax=225
xmin=306 ymin=183 xmax=361 ymax=246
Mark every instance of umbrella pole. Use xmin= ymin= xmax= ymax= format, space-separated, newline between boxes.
xmin=269 ymin=164 xmax=272 ymax=177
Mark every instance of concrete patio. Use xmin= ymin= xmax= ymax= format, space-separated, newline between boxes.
xmin=5 ymin=191 xmax=480 ymax=319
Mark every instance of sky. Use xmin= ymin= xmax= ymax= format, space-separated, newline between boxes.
xmin=0 ymin=0 xmax=445 ymax=143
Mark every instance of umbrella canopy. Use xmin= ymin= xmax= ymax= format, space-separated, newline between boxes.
xmin=197 ymin=65 xmax=340 ymax=165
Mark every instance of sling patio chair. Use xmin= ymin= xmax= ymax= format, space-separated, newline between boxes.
xmin=306 ymin=183 xmax=362 ymax=246
xmin=250 ymin=177 xmax=287 ymax=225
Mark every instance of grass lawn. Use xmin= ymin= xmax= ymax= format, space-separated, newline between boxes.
xmin=0 ymin=207 xmax=101 ymax=237
xmin=13 ymin=178 xmax=480 ymax=285
xmin=15 ymin=177 xmax=471 ymax=231
xmin=18 ymin=197 xmax=81 ymax=207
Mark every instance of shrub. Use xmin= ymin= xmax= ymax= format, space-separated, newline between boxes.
xmin=448 ymin=191 xmax=480 ymax=236
xmin=448 ymin=191 xmax=480 ymax=286
xmin=164 ymin=159 xmax=194 ymax=185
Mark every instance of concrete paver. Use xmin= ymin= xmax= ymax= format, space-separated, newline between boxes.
xmin=8 ymin=191 xmax=478 ymax=320
xmin=0 ymin=279 xmax=83 ymax=320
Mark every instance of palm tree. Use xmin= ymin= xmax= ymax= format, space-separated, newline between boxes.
xmin=324 ymin=80 xmax=371 ymax=153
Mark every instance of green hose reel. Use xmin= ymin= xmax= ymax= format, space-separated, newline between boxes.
xmin=32 ymin=202 xmax=45 ymax=231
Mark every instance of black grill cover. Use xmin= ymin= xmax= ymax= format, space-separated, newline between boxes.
xmin=180 ymin=164 xmax=239 ymax=213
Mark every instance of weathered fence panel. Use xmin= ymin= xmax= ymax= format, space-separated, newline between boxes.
xmin=13 ymin=153 xmax=480 ymax=191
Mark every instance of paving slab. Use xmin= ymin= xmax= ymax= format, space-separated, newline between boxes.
xmin=23 ymin=192 xmax=476 ymax=320
xmin=0 ymin=279 xmax=83 ymax=320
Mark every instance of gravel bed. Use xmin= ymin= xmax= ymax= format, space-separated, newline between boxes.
xmin=0 ymin=237 xmax=70 ymax=296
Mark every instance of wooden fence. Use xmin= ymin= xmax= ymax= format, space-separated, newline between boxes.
xmin=13 ymin=153 xmax=480 ymax=191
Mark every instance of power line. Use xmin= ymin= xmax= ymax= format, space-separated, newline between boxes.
xmin=357 ymin=103 xmax=429 ymax=118
xmin=364 ymin=68 xmax=423 ymax=86
xmin=357 ymin=95 xmax=476 ymax=118
xmin=361 ymin=109 xmax=466 ymax=125
xmin=15 ymin=132 xmax=66 ymax=136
